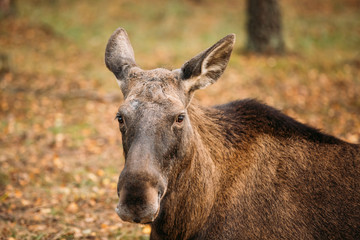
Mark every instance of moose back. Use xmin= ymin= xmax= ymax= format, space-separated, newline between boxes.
xmin=105 ymin=27 xmax=360 ymax=239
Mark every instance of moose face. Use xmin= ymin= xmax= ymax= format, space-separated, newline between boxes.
xmin=114 ymin=69 xmax=190 ymax=223
xmin=105 ymin=28 xmax=235 ymax=224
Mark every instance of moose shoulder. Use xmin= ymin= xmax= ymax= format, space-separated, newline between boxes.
xmin=105 ymin=27 xmax=360 ymax=239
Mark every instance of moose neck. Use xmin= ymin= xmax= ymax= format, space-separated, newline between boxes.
xmin=151 ymin=102 xmax=242 ymax=239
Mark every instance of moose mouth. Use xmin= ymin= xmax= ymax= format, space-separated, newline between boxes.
xmin=115 ymin=204 xmax=160 ymax=224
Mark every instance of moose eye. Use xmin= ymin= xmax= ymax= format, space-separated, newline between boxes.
xmin=176 ymin=114 xmax=185 ymax=123
xmin=116 ymin=114 xmax=124 ymax=124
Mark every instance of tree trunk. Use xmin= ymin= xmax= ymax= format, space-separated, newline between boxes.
xmin=0 ymin=0 xmax=16 ymax=18
xmin=246 ymin=0 xmax=285 ymax=54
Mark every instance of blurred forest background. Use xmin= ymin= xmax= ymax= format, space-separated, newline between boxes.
xmin=0 ymin=0 xmax=359 ymax=239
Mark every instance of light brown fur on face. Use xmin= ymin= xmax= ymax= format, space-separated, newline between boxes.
xmin=105 ymin=27 xmax=360 ymax=239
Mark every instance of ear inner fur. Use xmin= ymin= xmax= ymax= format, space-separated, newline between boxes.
xmin=180 ymin=34 xmax=235 ymax=94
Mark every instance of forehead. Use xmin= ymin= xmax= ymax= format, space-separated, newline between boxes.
xmin=121 ymin=69 xmax=185 ymax=111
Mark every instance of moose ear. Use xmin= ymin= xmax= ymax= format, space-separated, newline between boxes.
xmin=180 ymin=34 xmax=235 ymax=94
xmin=105 ymin=27 xmax=138 ymax=90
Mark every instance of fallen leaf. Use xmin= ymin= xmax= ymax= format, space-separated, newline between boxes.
xmin=102 ymin=178 xmax=110 ymax=186
xmin=40 ymin=208 xmax=51 ymax=214
xmin=85 ymin=217 xmax=95 ymax=223
xmin=82 ymin=229 xmax=91 ymax=235
xmin=66 ymin=202 xmax=79 ymax=213
xmin=29 ymin=224 xmax=47 ymax=231
xmin=21 ymin=199 xmax=31 ymax=206
xmin=142 ymin=225 xmax=151 ymax=234
xmin=96 ymin=169 xmax=104 ymax=177
xmin=14 ymin=189 xmax=22 ymax=198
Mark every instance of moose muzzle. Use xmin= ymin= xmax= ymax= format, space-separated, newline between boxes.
xmin=116 ymin=168 xmax=166 ymax=224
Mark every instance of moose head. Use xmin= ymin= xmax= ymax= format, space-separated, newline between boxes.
xmin=105 ymin=28 xmax=235 ymax=224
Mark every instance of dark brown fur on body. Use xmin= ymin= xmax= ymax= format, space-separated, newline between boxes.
xmin=151 ymin=100 xmax=360 ymax=239
xmin=105 ymin=27 xmax=360 ymax=239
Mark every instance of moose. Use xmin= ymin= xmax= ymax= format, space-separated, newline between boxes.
xmin=105 ymin=27 xmax=360 ymax=239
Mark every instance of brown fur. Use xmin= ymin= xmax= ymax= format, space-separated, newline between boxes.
xmin=151 ymin=100 xmax=360 ymax=239
xmin=105 ymin=28 xmax=360 ymax=239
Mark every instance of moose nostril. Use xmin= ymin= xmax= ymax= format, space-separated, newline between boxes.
xmin=133 ymin=218 xmax=141 ymax=223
